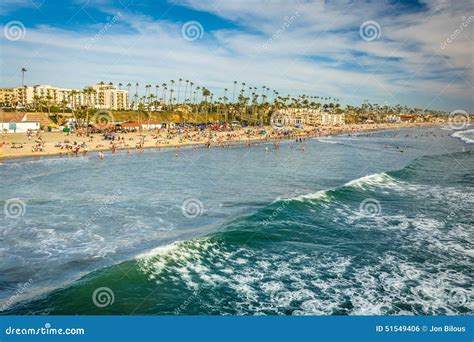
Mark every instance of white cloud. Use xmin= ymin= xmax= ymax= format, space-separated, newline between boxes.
xmin=0 ymin=0 xmax=472 ymax=111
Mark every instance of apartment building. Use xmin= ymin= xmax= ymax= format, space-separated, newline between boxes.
xmin=0 ymin=84 xmax=129 ymax=110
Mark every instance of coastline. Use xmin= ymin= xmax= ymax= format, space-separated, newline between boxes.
xmin=0 ymin=122 xmax=441 ymax=162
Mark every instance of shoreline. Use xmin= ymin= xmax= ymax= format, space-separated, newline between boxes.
xmin=0 ymin=122 xmax=442 ymax=162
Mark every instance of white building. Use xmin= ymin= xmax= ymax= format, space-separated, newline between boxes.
xmin=0 ymin=112 xmax=41 ymax=133
xmin=6 ymin=84 xmax=129 ymax=110
xmin=271 ymin=108 xmax=345 ymax=127
xmin=320 ymin=112 xmax=345 ymax=126
xmin=88 ymin=84 xmax=129 ymax=110
xmin=141 ymin=121 xmax=162 ymax=130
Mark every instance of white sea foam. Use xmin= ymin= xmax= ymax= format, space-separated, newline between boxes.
xmin=131 ymin=191 xmax=473 ymax=315
xmin=316 ymin=138 xmax=342 ymax=145
xmin=293 ymin=190 xmax=330 ymax=202
xmin=452 ymin=129 xmax=474 ymax=144
xmin=344 ymin=173 xmax=395 ymax=188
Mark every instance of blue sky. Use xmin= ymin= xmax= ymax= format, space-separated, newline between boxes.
xmin=0 ymin=0 xmax=473 ymax=111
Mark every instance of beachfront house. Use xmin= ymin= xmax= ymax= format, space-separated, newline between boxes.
xmin=320 ymin=112 xmax=345 ymax=126
xmin=141 ymin=121 xmax=162 ymax=130
xmin=271 ymin=108 xmax=345 ymax=127
xmin=0 ymin=112 xmax=41 ymax=133
xmin=116 ymin=122 xmax=140 ymax=132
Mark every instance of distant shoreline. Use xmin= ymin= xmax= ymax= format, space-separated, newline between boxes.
xmin=0 ymin=122 xmax=442 ymax=162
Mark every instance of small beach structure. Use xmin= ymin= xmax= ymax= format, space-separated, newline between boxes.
xmin=0 ymin=112 xmax=41 ymax=133
xmin=115 ymin=122 xmax=140 ymax=132
xmin=141 ymin=121 xmax=162 ymax=130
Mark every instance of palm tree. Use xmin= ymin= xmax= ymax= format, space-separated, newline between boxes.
xmin=134 ymin=83 xmax=139 ymax=109
xmin=145 ymin=84 xmax=152 ymax=108
xmin=33 ymin=95 xmax=41 ymax=112
xmin=82 ymin=87 xmax=96 ymax=134
xmin=184 ymin=80 xmax=189 ymax=103
xmin=177 ymin=78 xmax=183 ymax=104
xmin=45 ymin=95 xmax=53 ymax=117
xmin=60 ymin=99 xmax=68 ymax=119
xmin=21 ymin=67 xmax=27 ymax=87
xmin=69 ymin=90 xmax=79 ymax=128
xmin=169 ymin=80 xmax=175 ymax=106
xmin=232 ymin=81 xmax=237 ymax=103
xmin=161 ymin=83 xmax=167 ymax=106
xmin=202 ymin=88 xmax=211 ymax=123
xmin=189 ymin=82 xmax=194 ymax=103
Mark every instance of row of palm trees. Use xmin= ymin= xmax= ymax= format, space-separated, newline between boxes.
xmin=114 ymin=79 xmax=446 ymax=124
xmin=18 ymin=78 xmax=447 ymax=127
xmin=110 ymin=79 xmax=345 ymax=111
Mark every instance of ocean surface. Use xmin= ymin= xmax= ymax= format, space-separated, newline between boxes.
xmin=1 ymin=125 xmax=472 ymax=315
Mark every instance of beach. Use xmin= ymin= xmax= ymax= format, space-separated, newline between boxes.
xmin=0 ymin=122 xmax=438 ymax=160
xmin=1 ymin=124 xmax=471 ymax=315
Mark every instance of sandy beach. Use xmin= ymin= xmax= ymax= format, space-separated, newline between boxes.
xmin=0 ymin=122 xmax=439 ymax=161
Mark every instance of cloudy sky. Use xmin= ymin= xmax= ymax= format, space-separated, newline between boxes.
xmin=0 ymin=0 xmax=473 ymax=111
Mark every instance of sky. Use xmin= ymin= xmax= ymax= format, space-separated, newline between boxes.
xmin=0 ymin=0 xmax=473 ymax=111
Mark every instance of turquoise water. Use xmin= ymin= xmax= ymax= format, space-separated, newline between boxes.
xmin=1 ymin=126 xmax=472 ymax=315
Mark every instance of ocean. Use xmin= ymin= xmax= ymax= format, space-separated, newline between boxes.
xmin=1 ymin=125 xmax=472 ymax=315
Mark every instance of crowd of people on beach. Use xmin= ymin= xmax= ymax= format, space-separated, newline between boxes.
xmin=0 ymin=121 xmax=440 ymax=160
